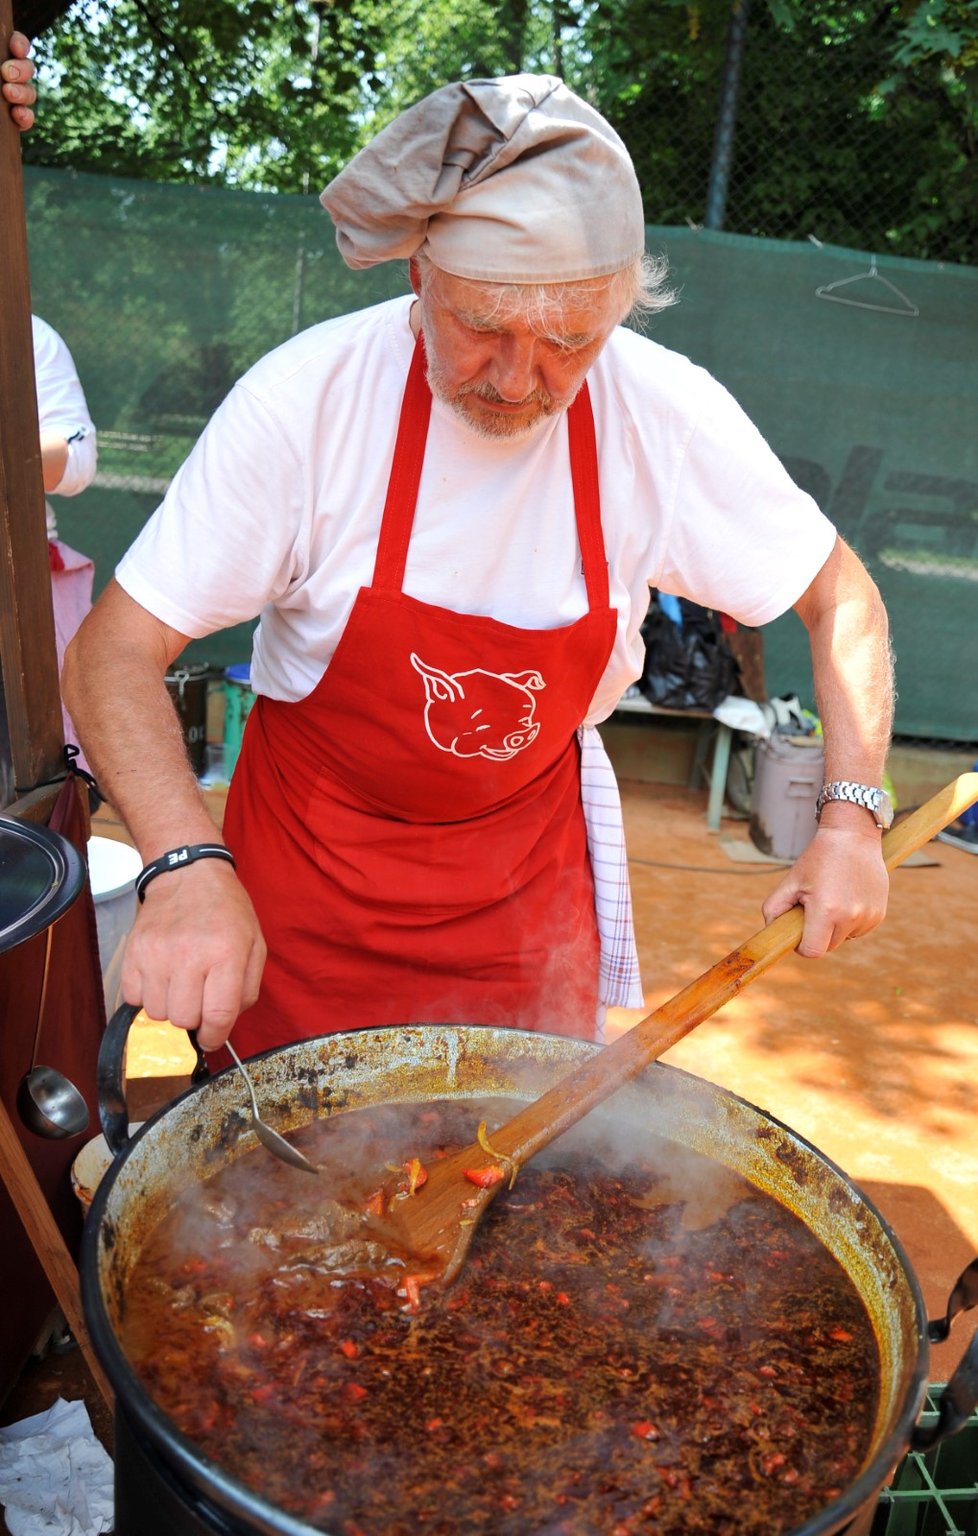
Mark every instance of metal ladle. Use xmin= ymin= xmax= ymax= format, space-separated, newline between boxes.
xmin=225 ymin=1041 xmax=320 ymax=1175
xmin=17 ymin=925 xmax=90 ymax=1140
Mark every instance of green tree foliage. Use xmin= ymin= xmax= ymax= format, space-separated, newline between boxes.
xmin=22 ymin=0 xmax=561 ymax=188
xmin=20 ymin=0 xmax=978 ymax=260
xmin=748 ymin=0 xmax=978 ymax=257
xmin=23 ymin=1 xmax=340 ymax=187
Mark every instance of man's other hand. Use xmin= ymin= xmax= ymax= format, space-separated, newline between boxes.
xmin=3 ymin=32 xmax=36 ymax=131
xmin=121 ymin=858 xmax=267 ymax=1052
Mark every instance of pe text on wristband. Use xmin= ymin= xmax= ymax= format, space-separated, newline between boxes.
xmin=135 ymin=843 xmax=236 ymax=903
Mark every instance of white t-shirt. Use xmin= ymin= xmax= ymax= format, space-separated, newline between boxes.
xmin=117 ymin=296 xmax=835 ymax=726
xmin=33 ymin=315 xmax=97 ymax=536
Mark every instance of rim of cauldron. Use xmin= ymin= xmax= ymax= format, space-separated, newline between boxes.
xmin=81 ymin=1025 xmax=931 ymax=1536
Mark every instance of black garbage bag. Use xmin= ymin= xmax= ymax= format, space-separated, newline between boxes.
xmin=639 ymin=593 xmax=741 ymax=711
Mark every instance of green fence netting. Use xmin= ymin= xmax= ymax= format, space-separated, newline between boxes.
xmin=24 ymin=166 xmax=978 ymax=741
xmin=647 ymin=227 xmax=978 ymax=743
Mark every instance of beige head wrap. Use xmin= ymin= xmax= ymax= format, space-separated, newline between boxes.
xmin=320 ymin=74 xmax=645 ymax=284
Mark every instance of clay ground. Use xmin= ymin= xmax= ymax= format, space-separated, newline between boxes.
xmin=2 ymin=756 xmax=976 ymax=1487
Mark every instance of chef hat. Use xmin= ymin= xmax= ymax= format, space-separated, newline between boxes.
xmin=320 ymin=74 xmax=646 ymax=284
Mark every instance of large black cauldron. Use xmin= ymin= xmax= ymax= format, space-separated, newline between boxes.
xmin=84 ymin=1010 xmax=975 ymax=1536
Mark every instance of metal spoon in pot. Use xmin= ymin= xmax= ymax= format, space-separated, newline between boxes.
xmin=225 ymin=1041 xmax=320 ymax=1175
xmin=17 ymin=926 xmax=90 ymax=1140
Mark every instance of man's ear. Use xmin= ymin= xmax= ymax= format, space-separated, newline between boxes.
xmin=408 ymin=258 xmax=422 ymax=297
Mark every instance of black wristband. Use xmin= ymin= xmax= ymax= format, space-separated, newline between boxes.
xmin=135 ymin=843 xmax=236 ymax=903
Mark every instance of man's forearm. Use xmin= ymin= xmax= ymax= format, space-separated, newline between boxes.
xmin=77 ymin=669 xmax=221 ymax=863
xmin=62 ymin=585 xmax=223 ymax=861
xmin=62 ymin=582 xmax=265 ymax=1042
xmin=795 ymin=537 xmax=894 ymax=788
xmin=763 ymin=537 xmax=892 ymax=954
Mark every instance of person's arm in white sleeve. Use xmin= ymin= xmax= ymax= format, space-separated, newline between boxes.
xmin=32 ymin=315 xmax=98 ymax=496
xmin=40 ymin=423 xmax=97 ymax=496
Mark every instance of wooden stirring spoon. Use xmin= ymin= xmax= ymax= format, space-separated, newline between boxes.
xmin=370 ymin=772 xmax=978 ymax=1289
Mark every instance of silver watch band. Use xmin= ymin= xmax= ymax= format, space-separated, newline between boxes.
xmin=815 ymin=780 xmax=893 ymax=829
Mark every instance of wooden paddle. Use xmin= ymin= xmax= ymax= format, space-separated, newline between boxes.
xmin=371 ymin=772 xmax=978 ymax=1288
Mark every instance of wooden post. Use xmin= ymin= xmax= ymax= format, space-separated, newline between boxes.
xmin=0 ymin=1098 xmax=114 ymax=1410
xmin=0 ymin=6 xmax=104 ymax=1413
xmin=0 ymin=0 xmax=65 ymax=800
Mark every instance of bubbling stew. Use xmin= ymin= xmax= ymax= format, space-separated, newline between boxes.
xmin=121 ymin=1098 xmax=879 ymax=1535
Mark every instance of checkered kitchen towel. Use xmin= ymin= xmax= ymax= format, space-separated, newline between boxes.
xmin=579 ymin=726 xmax=644 ymax=1012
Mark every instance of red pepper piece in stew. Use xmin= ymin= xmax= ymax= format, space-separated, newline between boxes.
xmin=463 ymin=1165 xmax=504 ymax=1188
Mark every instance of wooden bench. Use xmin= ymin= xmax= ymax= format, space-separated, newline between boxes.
xmin=610 ymin=694 xmax=734 ymax=833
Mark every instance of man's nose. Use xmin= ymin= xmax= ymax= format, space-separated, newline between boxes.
xmin=491 ymin=336 xmax=538 ymax=400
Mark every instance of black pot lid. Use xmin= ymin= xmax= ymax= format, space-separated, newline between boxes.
xmin=0 ymin=815 xmax=86 ymax=953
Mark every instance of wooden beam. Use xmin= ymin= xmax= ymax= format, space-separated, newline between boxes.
xmin=0 ymin=1097 xmax=114 ymax=1411
xmin=2 ymin=781 xmax=61 ymax=824
xmin=12 ymin=3 xmax=75 ymax=37
xmin=0 ymin=0 xmax=65 ymax=798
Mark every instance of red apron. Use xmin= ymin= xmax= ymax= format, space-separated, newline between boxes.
xmin=222 ymin=336 xmax=616 ymax=1054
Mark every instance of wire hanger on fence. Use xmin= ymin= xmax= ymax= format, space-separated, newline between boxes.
xmin=815 ymin=255 xmax=919 ymax=317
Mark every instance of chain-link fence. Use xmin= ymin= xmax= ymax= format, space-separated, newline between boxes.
xmin=23 ymin=1 xmax=978 ymax=265
xmin=598 ymin=1 xmax=976 ymax=265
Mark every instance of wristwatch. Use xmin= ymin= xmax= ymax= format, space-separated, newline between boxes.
xmin=815 ymin=780 xmax=894 ymax=830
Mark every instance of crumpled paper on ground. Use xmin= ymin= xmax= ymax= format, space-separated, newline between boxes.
xmin=0 ymin=1396 xmax=113 ymax=1536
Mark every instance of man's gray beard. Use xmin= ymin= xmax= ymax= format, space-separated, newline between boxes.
xmin=424 ymin=351 xmax=565 ymax=441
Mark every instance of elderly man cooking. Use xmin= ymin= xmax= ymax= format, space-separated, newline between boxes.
xmin=62 ymin=75 xmax=893 ymax=1059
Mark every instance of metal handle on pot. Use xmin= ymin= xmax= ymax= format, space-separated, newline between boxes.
xmin=98 ymin=1003 xmax=210 ymax=1155
xmin=97 ymin=1003 xmax=139 ymax=1154
xmin=911 ymin=1259 xmax=978 ymax=1450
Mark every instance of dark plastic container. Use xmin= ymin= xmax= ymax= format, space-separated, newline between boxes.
xmin=165 ymin=663 xmax=215 ymax=778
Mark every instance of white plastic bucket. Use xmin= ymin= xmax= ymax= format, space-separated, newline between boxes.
xmin=88 ymin=836 xmax=142 ymax=1008
xmin=72 ymin=1124 xmax=143 ymax=1211
xmin=748 ymin=733 xmax=825 ymax=860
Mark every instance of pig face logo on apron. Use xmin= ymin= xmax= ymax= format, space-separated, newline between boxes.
xmin=410 ymin=652 xmax=545 ymax=761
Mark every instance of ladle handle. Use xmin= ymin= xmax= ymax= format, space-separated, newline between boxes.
xmin=25 ymin=924 xmax=54 ymax=1074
